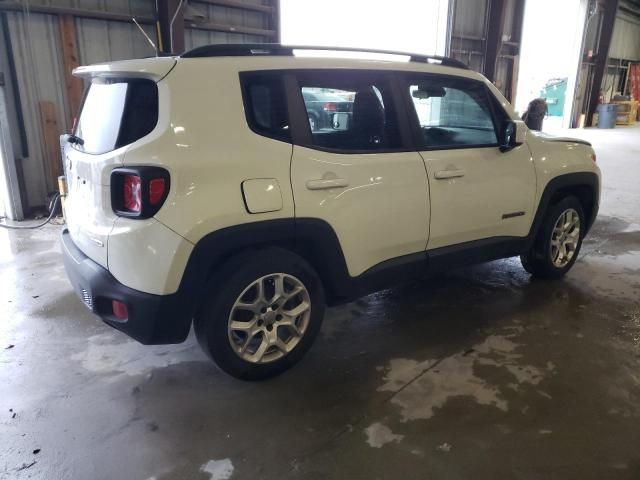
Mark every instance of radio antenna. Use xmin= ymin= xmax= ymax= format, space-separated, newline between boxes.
xmin=132 ymin=17 xmax=158 ymax=55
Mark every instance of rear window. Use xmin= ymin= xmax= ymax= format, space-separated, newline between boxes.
xmin=74 ymin=79 xmax=158 ymax=154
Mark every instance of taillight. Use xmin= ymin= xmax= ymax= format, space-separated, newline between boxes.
xmin=123 ymin=175 xmax=142 ymax=212
xmin=590 ymin=153 xmax=597 ymax=163
xmin=323 ymin=102 xmax=337 ymax=112
xmin=111 ymin=167 xmax=170 ymax=218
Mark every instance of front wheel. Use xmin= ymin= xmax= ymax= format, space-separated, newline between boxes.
xmin=521 ymin=196 xmax=585 ymax=279
xmin=194 ymin=248 xmax=325 ymax=380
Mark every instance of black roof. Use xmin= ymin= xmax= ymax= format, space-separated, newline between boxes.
xmin=181 ymin=43 xmax=468 ymax=70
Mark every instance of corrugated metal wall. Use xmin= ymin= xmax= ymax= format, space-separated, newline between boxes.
xmin=449 ymin=0 xmax=522 ymax=101
xmin=1 ymin=0 xmax=271 ymax=212
xmin=76 ymin=19 xmax=156 ymax=64
xmin=600 ymin=10 xmax=640 ymax=101
xmin=5 ymin=10 xmax=69 ymax=208
xmin=449 ymin=0 xmax=489 ymax=73
xmin=611 ymin=12 xmax=640 ymax=61
xmin=185 ymin=1 xmax=269 ymax=49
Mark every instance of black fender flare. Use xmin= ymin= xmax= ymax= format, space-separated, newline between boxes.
xmin=175 ymin=218 xmax=353 ymax=312
xmin=527 ymin=172 xmax=600 ymax=245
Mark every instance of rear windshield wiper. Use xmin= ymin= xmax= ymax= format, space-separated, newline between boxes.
xmin=67 ymin=134 xmax=84 ymax=146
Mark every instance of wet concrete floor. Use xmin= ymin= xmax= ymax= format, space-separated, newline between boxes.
xmin=1 ymin=126 xmax=639 ymax=479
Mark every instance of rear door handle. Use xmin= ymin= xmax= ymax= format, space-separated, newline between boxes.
xmin=434 ymin=169 xmax=465 ymax=179
xmin=305 ymin=178 xmax=349 ymax=190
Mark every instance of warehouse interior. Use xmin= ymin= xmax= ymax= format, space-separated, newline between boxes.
xmin=1 ymin=0 xmax=640 ymax=479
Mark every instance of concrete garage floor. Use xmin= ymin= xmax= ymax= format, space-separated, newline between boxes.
xmin=1 ymin=126 xmax=639 ymax=480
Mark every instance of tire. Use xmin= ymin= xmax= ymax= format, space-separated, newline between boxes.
xmin=194 ymin=248 xmax=325 ymax=380
xmin=521 ymin=195 xmax=585 ymax=279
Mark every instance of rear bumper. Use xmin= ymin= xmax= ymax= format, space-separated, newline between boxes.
xmin=61 ymin=228 xmax=191 ymax=344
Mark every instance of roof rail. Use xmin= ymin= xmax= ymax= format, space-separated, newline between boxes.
xmin=181 ymin=43 xmax=469 ymax=69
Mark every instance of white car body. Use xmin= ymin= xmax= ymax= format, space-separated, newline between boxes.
xmin=61 ymin=45 xmax=600 ymax=357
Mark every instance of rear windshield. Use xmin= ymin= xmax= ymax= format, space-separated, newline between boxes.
xmin=74 ymin=79 xmax=158 ymax=155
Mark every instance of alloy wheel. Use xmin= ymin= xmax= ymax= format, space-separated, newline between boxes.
xmin=550 ymin=208 xmax=581 ymax=268
xmin=227 ymin=273 xmax=311 ymax=364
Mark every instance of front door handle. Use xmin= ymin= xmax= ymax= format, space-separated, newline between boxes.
xmin=305 ymin=178 xmax=349 ymax=190
xmin=434 ymin=169 xmax=465 ymax=180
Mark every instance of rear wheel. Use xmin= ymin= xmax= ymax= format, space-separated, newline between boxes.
xmin=195 ymin=248 xmax=325 ymax=380
xmin=521 ymin=196 xmax=584 ymax=278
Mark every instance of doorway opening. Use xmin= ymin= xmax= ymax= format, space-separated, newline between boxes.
xmin=515 ymin=0 xmax=588 ymax=132
xmin=280 ymin=0 xmax=450 ymax=56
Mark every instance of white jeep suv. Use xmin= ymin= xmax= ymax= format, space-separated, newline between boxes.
xmin=61 ymin=44 xmax=600 ymax=380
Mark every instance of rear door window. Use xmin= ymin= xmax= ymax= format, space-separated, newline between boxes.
xmin=296 ymin=71 xmax=403 ymax=152
xmin=74 ymin=79 xmax=158 ymax=155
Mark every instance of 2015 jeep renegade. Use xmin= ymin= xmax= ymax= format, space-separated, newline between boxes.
xmin=61 ymin=44 xmax=600 ymax=380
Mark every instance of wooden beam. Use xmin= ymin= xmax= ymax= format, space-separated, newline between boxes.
xmin=157 ymin=0 xmax=185 ymax=54
xmin=58 ymin=14 xmax=83 ymax=129
xmin=193 ymin=0 xmax=275 ymax=14
xmin=185 ymin=20 xmax=276 ymax=38
xmin=0 ymin=2 xmax=155 ymax=24
xmin=38 ymin=101 xmax=63 ymax=192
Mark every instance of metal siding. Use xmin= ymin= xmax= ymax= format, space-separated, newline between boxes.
xmin=184 ymin=1 xmax=269 ymax=49
xmin=452 ymin=0 xmax=488 ymax=39
xmin=503 ymin=0 xmax=516 ymax=38
xmin=1 ymin=0 xmax=276 ymax=209
xmin=76 ymin=18 xmax=156 ymax=64
xmin=450 ymin=0 xmax=488 ymax=72
xmin=610 ymin=14 xmax=640 ymax=60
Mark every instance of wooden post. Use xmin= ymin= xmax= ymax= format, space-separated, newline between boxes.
xmin=157 ymin=0 xmax=185 ymax=55
xmin=58 ymin=14 xmax=83 ymax=129
xmin=38 ymin=101 xmax=63 ymax=191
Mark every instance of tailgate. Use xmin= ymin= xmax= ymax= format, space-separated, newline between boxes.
xmin=63 ymin=141 xmax=119 ymax=269
xmin=63 ymin=57 xmax=175 ymax=268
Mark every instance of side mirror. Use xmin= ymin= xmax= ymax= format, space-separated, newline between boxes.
xmin=499 ymin=120 xmax=517 ymax=152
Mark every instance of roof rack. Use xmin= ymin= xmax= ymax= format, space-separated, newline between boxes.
xmin=180 ymin=43 xmax=469 ymax=70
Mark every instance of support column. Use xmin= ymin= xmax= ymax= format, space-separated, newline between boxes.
xmin=506 ymin=0 xmax=526 ymax=102
xmin=483 ymin=0 xmax=508 ymax=83
xmin=157 ymin=0 xmax=185 ymax=55
xmin=58 ymin=14 xmax=83 ymax=128
xmin=586 ymin=0 xmax=620 ymax=125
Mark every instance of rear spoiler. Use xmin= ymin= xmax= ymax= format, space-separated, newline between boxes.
xmin=73 ymin=57 xmax=177 ymax=82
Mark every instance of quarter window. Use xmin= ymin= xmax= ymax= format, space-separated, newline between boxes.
xmin=298 ymin=73 xmax=402 ymax=152
xmin=407 ymin=78 xmax=498 ymax=149
xmin=241 ymin=74 xmax=290 ymax=142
